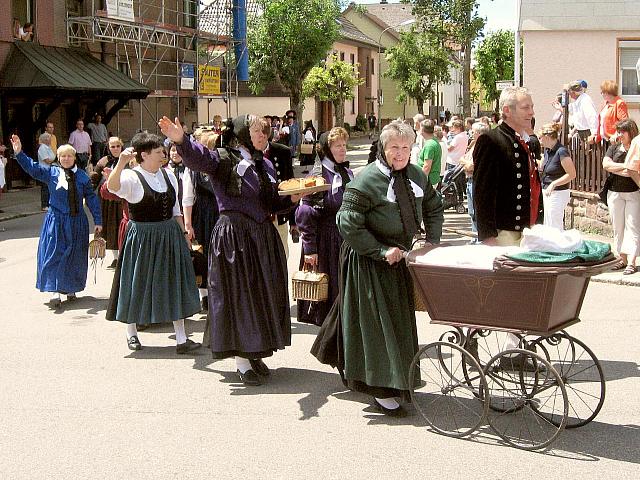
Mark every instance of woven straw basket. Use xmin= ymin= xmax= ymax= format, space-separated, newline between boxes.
xmin=292 ymin=266 xmax=329 ymax=302
xmin=88 ymin=237 xmax=106 ymax=260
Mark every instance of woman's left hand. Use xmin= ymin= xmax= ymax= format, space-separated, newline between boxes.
xmin=94 ymin=225 xmax=103 ymax=235
xmin=385 ymin=247 xmax=404 ymax=265
xmin=544 ymin=184 xmax=554 ymax=196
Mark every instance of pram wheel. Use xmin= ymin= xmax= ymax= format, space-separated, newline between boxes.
xmin=484 ymin=349 xmax=568 ymax=450
xmin=531 ymin=332 xmax=605 ymax=428
xmin=456 ymin=203 xmax=467 ymax=214
xmin=409 ymin=341 xmax=488 ymax=438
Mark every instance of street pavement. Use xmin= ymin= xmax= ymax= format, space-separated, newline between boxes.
xmin=1 ymin=142 xmax=639 ymax=479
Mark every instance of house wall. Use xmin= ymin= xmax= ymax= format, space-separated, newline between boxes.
xmin=523 ymin=30 xmax=640 ymax=125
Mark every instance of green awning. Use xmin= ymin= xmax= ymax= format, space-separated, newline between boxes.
xmin=0 ymin=42 xmax=149 ymax=99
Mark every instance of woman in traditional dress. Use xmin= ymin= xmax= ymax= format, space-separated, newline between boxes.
xmin=160 ymin=114 xmax=304 ymax=386
xmin=105 ymin=132 xmax=201 ymax=354
xmin=295 ymin=127 xmax=352 ymax=326
xmin=11 ymin=135 xmax=102 ymax=308
xmin=312 ymin=120 xmax=444 ymax=416
xmin=95 ymin=137 xmax=124 ymax=268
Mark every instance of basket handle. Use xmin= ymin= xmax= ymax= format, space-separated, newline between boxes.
xmin=302 ymin=261 xmax=318 ymax=274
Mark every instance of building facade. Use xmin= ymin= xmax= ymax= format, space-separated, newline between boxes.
xmin=520 ymin=0 xmax=640 ymax=124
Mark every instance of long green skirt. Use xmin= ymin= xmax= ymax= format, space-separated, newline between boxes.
xmin=341 ymin=246 xmax=420 ymax=396
xmin=106 ymin=219 xmax=201 ymax=324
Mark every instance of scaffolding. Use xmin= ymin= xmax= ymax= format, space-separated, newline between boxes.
xmin=66 ymin=0 xmax=259 ymax=130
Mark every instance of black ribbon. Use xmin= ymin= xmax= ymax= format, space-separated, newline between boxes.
xmin=377 ymin=146 xmax=419 ymax=239
xmin=64 ymin=168 xmax=79 ymax=216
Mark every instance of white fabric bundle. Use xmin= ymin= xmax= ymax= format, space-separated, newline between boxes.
xmin=519 ymin=225 xmax=584 ymax=253
xmin=415 ymin=245 xmax=523 ymax=270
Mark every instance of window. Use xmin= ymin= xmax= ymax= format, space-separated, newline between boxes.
xmin=619 ymin=40 xmax=640 ymax=102
xmin=365 ymin=57 xmax=370 ymax=87
xmin=371 ymin=58 xmax=374 ymax=76
xmin=340 ymin=52 xmax=345 ymax=61
xmin=350 ymin=53 xmax=355 ymax=65
xmin=12 ymin=0 xmax=34 ymax=39
xmin=351 ymin=97 xmax=355 ymax=115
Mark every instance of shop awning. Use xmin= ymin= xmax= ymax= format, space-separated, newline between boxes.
xmin=0 ymin=42 xmax=149 ymax=99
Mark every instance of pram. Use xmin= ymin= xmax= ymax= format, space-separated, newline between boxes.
xmin=439 ymin=164 xmax=467 ymax=214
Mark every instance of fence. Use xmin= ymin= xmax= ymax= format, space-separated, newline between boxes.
xmin=567 ymin=136 xmax=607 ymax=194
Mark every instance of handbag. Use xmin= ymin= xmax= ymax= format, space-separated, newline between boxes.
xmin=598 ymin=175 xmax=612 ymax=206
xmin=300 ymin=143 xmax=314 ymax=155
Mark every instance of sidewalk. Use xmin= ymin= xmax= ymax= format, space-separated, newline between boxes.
xmin=0 ymin=186 xmax=43 ymax=223
xmin=3 ymin=175 xmax=638 ymax=287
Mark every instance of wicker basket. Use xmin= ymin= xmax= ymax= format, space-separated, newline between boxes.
xmin=300 ymin=143 xmax=315 ymax=155
xmin=413 ymin=285 xmax=427 ymax=312
xmin=88 ymin=237 xmax=106 ymax=260
xmin=292 ymin=266 xmax=329 ymax=302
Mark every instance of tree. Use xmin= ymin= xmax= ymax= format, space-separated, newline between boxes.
xmin=474 ymin=30 xmax=519 ymax=111
xmin=383 ymin=27 xmax=452 ymax=115
xmin=302 ymin=55 xmax=363 ymax=128
xmin=248 ymin=0 xmax=340 ymax=127
xmin=410 ymin=0 xmax=486 ymax=116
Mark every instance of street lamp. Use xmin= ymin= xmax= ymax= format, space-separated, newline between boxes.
xmin=377 ymin=18 xmax=416 ymax=134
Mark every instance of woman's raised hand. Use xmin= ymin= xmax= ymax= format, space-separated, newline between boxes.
xmin=10 ymin=135 xmax=22 ymax=154
xmin=158 ymin=116 xmax=184 ymax=144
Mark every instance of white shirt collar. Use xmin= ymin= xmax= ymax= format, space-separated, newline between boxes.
xmin=237 ymin=147 xmax=276 ymax=183
xmin=322 ymin=157 xmax=353 ymax=194
xmin=55 ymin=165 xmax=78 ymax=190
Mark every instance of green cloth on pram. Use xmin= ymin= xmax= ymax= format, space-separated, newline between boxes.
xmin=506 ymin=240 xmax=611 ymax=263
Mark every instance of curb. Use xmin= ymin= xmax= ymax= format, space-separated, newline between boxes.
xmin=0 ymin=211 xmax=43 ymax=223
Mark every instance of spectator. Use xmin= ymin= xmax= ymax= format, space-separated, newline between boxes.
xmin=37 ymin=132 xmax=55 ymax=211
xmin=212 ymin=114 xmax=223 ymax=134
xmin=589 ymin=80 xmax=629 ymax=146
xmin=68 ymin=119 xmax=91 ymax=170
xmin=0 ymin=144 xmax=6 ymax=207
xmin=539 ymin=122 xmax=576 ymax=231
xmin=367 ymin=112 xmax=377 ymax=138
xmin=602 ymin=119 xmax=640 ymax=275
xmin=434 ymin=125 xmax=448 ymax=180
xmin=300 ymin=120 xmax=317 ymax=168
xmin=15 ymin=21 xmax=33 ymax=41
xmin=287 ymin=114 xmax=300 ymax=159
xmin=464 ymin=117 xmax=474 ymax=143
xmin=446 ymin=119 xmax=469 ymax=172
xmin=417 ymin=119 xmax=442 ymax=187
xmin=460 ymin=122 xmax=490 ymax=234
xmin=45 ymin=121 xmax=58 ymax=153
xmin=86 ymin=114 xmax=108 ymax=167
xmin=564 ymin=80 xmax=599 ymax=141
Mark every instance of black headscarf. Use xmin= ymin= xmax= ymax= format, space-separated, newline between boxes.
xmin=377 ymin=142 xmax=419 ymax=239
xmin=229 ymin=115 xmax=272 ymax=210
xmin=318 ymin=131 xmax=351 ymax=188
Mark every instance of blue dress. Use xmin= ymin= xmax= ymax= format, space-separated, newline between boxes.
xmin=16 ymin=152 xmax=102 ymax=294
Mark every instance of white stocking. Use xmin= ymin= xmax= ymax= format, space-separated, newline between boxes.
xmin=173 ymin=319 xmax=187 ymax=344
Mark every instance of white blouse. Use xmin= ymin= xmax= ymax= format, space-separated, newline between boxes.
xmin=181 ymin=167 xmax=195 ymax=208
xmin=109 ymin=166 xmax=182 ymax=217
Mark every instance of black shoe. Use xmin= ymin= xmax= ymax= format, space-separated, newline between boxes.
xmin=48 ymin=298 xmax=62 ymax=310
xmin=201 ymin=296 xmax=208 ymax=312
xmin=249 ymin=358 xmax=270 ymax=376
xmin=373 ymin=398 xmax=408 ymax=417
xmin=66 ymin=294 xmax=77 ymax=302
xmin=237 ymin=369 xmax=262 ymax=386
xmin=176 ymin=338 xmax=201 ymax=354
xmin=108 ymin=259 xmax=118 ymax=269
xmin=127 ymin=336 xmax=142 ymax=351
xmin=136 ymin=324 xmax=149 ymax=331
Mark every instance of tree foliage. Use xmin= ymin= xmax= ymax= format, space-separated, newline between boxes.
xmin=248 ymin=0 xmax=340 ymax=122
xmin=409 ymin=0 xmax=486 ymax=115
xmin=474 ymin=30 xmax=517 ymax=110
xmin=302 ymin=55 xmax=363 ymax=128
xmin=384 ymin=28 xmax=452 ymax=114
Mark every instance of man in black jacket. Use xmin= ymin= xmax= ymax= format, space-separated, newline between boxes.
xmin=251 ymin=117 xmax=298 ymax=258
xmin=473 ymin=86 xmax=543 ymax=246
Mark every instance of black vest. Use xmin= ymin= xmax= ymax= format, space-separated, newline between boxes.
xmin=129 ymin=169 xmax=175 ymax=222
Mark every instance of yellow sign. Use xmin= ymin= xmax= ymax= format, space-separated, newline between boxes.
xmin=198 ymin=66 xmax=221 ymax=95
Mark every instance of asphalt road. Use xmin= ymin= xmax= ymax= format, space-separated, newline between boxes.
xmin=1 ymin=149 xmax=640 ymax=478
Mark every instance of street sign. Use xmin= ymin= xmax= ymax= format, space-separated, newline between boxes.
xmin=496 ymin=80 xmax=515 ymax=91
xmin=198 ymin=66 xmax=221 ymax=95
xmin=106 ymin=0 xmax=134 ymax=22
xmin=180 ymin=64 xmax=195 ymax=90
